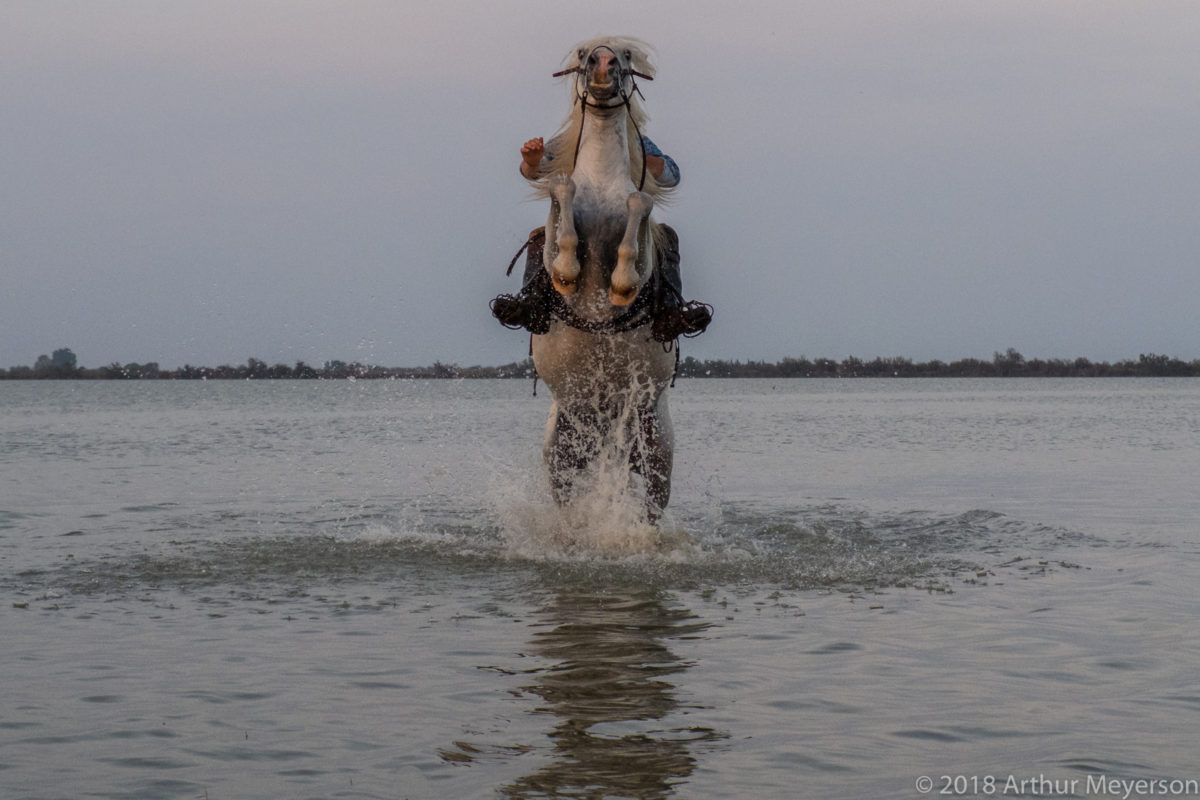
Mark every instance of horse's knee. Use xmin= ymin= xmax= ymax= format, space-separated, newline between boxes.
xmin=550 ymin=216 xmax=580 ymax=294
xmin=626 ymin=190 xmax=653 ymax=218
xmin=549 ymin=174 xmax=575 ymax=204
xmin=612 ymin=214 xmax=644 ymax=295
xmin=555 ymin=232 xmax=578 ymax=257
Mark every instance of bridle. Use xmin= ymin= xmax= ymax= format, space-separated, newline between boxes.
xmin=552 ymin=46 xmax=654 ymax=191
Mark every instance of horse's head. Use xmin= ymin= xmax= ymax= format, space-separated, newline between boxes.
xmin=557 ymin=36 xmax=655 ymax=107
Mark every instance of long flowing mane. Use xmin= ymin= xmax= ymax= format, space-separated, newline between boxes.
xmin=532 ymin=36 xmax=675 ymax=204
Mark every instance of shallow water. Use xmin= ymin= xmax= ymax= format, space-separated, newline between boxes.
xmin=2 ymin=378 xmax=1199 ymax=799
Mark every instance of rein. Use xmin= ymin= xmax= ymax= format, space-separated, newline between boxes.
xmin=553 ymin=57 xmax=653 ymax=191
xmin=547 ymin=272 xmax=656 ymax=335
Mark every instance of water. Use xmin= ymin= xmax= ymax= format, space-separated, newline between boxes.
xmin=2 ymin=378 xmax=1199 ymax=799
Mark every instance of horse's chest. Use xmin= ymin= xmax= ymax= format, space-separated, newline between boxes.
xmin=570 ymin=209 xmax=627 ymax=251
xmin=574 ymin=178 xmax=633 ymax=219
xmin=571 ymin=187 xmax=633 ymax=257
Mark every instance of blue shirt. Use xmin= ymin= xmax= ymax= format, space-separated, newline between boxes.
xmin=641 ymin=137 xmax=680 ymax=188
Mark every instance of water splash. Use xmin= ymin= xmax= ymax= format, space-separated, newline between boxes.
xmin=5 ymin=487 xmax=1096 ymax=609
xmin=489 ymin=454 xmax=694 ymax=560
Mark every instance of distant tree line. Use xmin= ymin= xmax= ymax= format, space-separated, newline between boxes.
xmin=0 ymin=350 xmax=537 ymax=381
xmin=4 ymin=348 xmax=1200 ymax=380
xmin=675 ymin=349 xmax=1200 ymax=378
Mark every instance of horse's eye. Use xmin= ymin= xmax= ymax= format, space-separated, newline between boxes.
xmin=578 ymin=49 xmax=586 ymax=61
xmin=623 ymin=49 xmax=632 ymax=61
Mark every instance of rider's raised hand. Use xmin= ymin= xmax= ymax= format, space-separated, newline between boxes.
xmin=520 ymin=137 xmax=545 ymax=178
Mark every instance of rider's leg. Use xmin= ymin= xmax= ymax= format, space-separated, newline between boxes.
xmin=490 ymin=228 xmax=552 ymax=334
xmin=651 ymin=224 xmax=712 ymax=342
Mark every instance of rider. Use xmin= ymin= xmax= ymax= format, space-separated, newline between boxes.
xmin=490 ymin=134 xmax=712 ymax=341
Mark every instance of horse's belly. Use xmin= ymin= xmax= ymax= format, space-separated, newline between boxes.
xmin=531 ymin=326 xmax=675 ymax=401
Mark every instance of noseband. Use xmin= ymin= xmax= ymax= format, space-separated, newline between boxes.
xmin=552 ymin=47 xmax=654 ymax=191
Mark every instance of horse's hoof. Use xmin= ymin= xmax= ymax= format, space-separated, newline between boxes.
xmin=552 ymin=273 xmax=577 ymax=295
xmin=609 ymin=286 xmax=638 ymax=306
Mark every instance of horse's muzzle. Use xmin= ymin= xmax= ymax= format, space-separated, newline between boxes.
xmin=585 ymin=47 xmax=623 ymax=99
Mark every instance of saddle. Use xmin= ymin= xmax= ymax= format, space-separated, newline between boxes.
xmin=491 ymin=227 xmax=711 ymax=341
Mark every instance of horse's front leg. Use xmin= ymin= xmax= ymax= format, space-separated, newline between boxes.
xmin=610 ymin=191 xmax=654 ymax=306
xmin=547 ymin=174 xmax=579 ymax=295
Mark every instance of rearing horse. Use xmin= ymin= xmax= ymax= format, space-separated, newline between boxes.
xmin=530 ymin=37 xmax=677 ymax=521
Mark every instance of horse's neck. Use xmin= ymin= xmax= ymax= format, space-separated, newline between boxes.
xmin=572 ymin=111 xmax=634 ymax=203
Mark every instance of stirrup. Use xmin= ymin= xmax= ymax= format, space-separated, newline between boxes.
xmin=652 ymin=299 xmax=713 ymax=342
xmin=490 ymin=294 xmax=526 ymax=330
xmin=490 ymin=292 xmax=551 ymax=335
xmin=680 ymin=300 xmax=713 ymax=338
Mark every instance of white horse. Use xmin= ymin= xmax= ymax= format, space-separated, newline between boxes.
xmin=530 ymin=37 xmax=677 ymax=521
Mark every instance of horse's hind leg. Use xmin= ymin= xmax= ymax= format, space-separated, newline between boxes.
xmin=547 ymin=174 xmax=579 ymax=295
xmin=543 ymin=404 xmax=598 ymax=506
xmin=630 ymin=403 xmax=673 ymax=522
xmin=610 ymin=191 xmax=653 ymax=306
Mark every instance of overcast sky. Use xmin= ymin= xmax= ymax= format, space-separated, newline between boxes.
xmin=3 ymin=1 xmax=1198 ymax=370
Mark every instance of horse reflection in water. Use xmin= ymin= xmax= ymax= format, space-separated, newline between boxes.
xmin=499 ymin=592 xmax=723 ymax=799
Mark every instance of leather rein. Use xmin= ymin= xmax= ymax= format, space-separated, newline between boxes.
xmin=546 ymin=273 xmax=656 ymax=335
xmin=552 ymin=52 xmax=653 ymax=192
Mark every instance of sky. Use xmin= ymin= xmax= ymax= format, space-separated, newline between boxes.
xmin=3 ymin=1 xmax=1198 ymax=370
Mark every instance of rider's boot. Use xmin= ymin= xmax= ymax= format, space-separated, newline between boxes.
xmin=490 ymin=228 xmax=552 ymax=335
xmin=651 ymin=224 xmax=712 ymax=342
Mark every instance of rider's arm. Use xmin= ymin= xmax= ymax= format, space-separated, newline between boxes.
xmin=520 ymin=137 xmax=545 ymax=180
xmin=641 ymin=137 xmax=680 ymax=188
